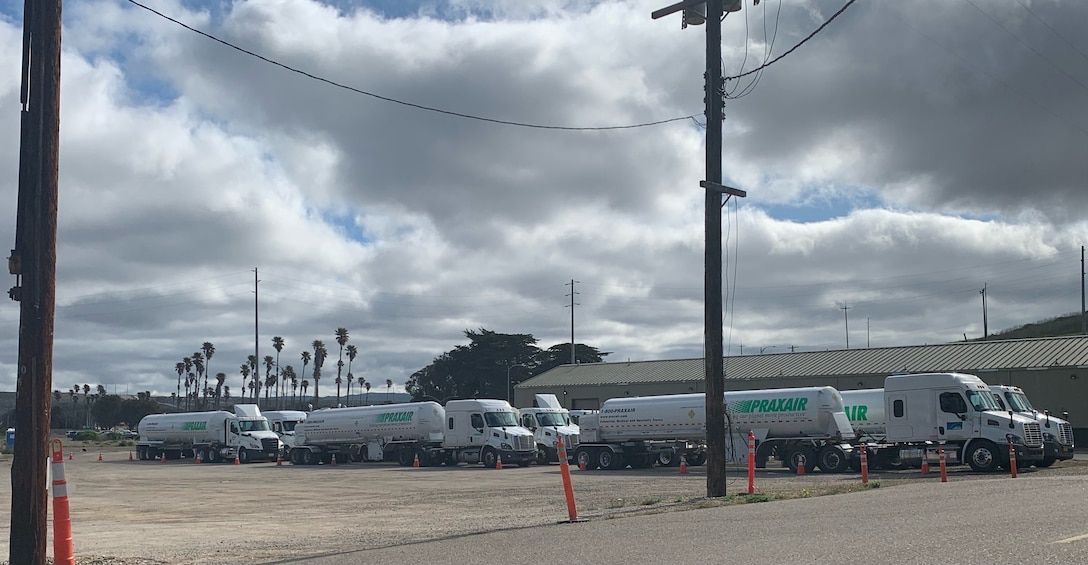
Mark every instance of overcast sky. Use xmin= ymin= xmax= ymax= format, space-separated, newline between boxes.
xmin=0 ymin=0 xmax=1086 ymax=398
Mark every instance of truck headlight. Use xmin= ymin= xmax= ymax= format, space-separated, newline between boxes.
xmin=1042 ymin=432 xmax=1056 ymax=441
xmin=501 ymin=442 xmax=512 ymax=450
xmin=1005 ymin=434 xmax=1024 ymax=445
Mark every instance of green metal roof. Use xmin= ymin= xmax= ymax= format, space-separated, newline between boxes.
xmin=517 ymin=335 xmax=1088 ymax=389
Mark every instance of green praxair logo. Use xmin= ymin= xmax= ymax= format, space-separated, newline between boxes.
xmin=182 ymin=421 xmax=207 ymax=431
xmin=730 ymin=398 xmax=807 ymax=413
xmin=376 ymin=411 xmax=414 ymax=423
xmin=844 ymin=405 xmax=869 ymax=421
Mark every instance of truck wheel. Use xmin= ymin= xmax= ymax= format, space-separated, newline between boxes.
xmin=574 ymin=448 xmax=597 ymax=470
xmin=482 ymin=447 xmax=499 ymax=469
xmin=598 ymin=450 xmax=625 ymax=470
xmin=444 ymin=452 xmax=460 ymax=466
xmin=205 ymin=448 xmax=219 ymax=463
xmin=657 ymin=450 xmax=680 ymax=467
xmin=196 ymin=448 xmax=208 ymax=463
xmin=688 ymin=452 xmax=707 ymax=466
xmin=786 ymin=448 xmax=816 ymax=474
xmin=966 ymin=441 xmax=999 ymax=472
xmin=237 ymin=448 xmax=250 ymax=464
xmin=817 ymin=445 xmax=849 ymax=473
xmin=302 ymin=449 xmax=316 ymax=465
xmin=1035 ymin=456 xmax=1056 ymax=468
xmin=535 ymin=447 xmax=551 ymax=465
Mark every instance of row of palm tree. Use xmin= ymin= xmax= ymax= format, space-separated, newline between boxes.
xmin=171 ymin=330 xmax=399 ymax=412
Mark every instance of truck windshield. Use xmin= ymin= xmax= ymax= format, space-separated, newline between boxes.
xmin=281 ymin=421 xmax=300 ymax=432
xmin=484 ymin=412 xmax=518 ymax=427
xmin=239 ymin=420 xmax=271 ymax=432
xmin=966 ymin=390 xmax=1001 ymax=412
xmin=1005 ymin=392 xmax=1034 ymax=412
xmin=535 ymin=413 xmax=567 ymax=427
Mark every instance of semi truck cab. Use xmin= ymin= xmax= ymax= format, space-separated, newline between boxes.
xmin=989 ymin=384 xmax=1074 ymax=467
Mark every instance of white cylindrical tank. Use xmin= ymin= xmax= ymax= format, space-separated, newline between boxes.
xmin=839 ymin=389 xmax=887 ymax=437
xmin=596 ymin=386 xmax=852 ymax=442
xmin=295 ymin=402 xmax=445 ymax=446
xmin=138 ymin=411 xmax=232 ymax=444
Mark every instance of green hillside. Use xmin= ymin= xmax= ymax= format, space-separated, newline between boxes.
xmin=986 ymin=312 xmax=1087 ymax=340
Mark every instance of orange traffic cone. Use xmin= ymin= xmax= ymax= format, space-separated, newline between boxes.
xmin=128 ymin=451 xmax=134 ymax=462
xmin=578 ymin=460 xmax=586 ymax=471
xmin=496 ymin=455 xmax=503 ymax=470
xmin=234 ymin=453 xmax=240 ymax=465
xmin=921 ymin=451 xmax=930 ymax=474
xmin=413 ymin=453 xmax=420 ymax=468
xmin=276 ymin=453 xmax=283 ymax=466
xmin=160 ymin=452 xmax=166 ymax=463
xmin=195 ymin=452 xmax=202 ymax=464
xmin=98 ymin=453 xmax=103 ymax=461
xmin=331 ymin=455 xmax=337 ymax=466
xmin=679 ymin=455 xmax=688 ymax=474
xmin=68 ymin=453 xmax=73 ymax=461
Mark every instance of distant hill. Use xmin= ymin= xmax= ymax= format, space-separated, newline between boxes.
xmin=984 ymin=312 xmax=1087 ymax=340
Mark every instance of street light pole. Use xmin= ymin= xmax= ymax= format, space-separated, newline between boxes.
xmin=506 ymin=364 xmax=527 ymax=404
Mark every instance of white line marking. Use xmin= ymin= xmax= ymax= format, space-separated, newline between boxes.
xmin=1054 ymin=533 xmax=1088 ymax=544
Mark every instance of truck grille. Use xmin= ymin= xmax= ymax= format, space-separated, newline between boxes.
xmin=1058 ymin=422 xmax=1074 ymax=447
xmin=261 ymin=437 xmax=279 ymax=456
xmin=514 ymin=435 xmax=534 ymax=452
xmin=1022 ymin=422 xmax=1042 ymax=448
xmin=566 ymin=433 xmax=580 ymax=448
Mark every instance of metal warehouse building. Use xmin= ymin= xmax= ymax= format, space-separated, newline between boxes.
xmin=513 ymin=335 xmax=1088 ymax=445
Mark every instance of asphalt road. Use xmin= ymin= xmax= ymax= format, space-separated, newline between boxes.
xmin=271 ymin=473 xmax=1088 ymax=565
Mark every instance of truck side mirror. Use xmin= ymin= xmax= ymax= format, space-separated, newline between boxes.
xmin=1008 ymin=410 xmax=1014 ymax=429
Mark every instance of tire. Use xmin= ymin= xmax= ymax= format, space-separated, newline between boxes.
xmin=574 ymin=447 xmax=597 ymax=470
xmin=237 ymin=448 xmax=250 ymax=464
xmin=204 ymin=448 xmax=219 ymax=463
xmin=966 ymin=441 xmax=1000 ymax=472
xmin=196 ymin=448 xmax=208 ymax=463
xmin=482 ymin=447 xmax=499 ymax=469
xmin=535 ymin=447 xmax=551 ymax=465
xmin=598 ymin=449 xmax=625 ymax=470
xmin=786 ymin=448 xmax=816 ymax=473
xmin=302 ymin=449 xmax=316 ymax=466
xmin=445 ymin=452 xmax=460 ymax=466
xmin=817 ymin=445 xmax=849 ymax=473
xmin=657 ymin=450 xmax=680 ymax=467
xmin=688 ymin=452 xmax=707 ymax=466
xmin=397 ymin=448 xmax=414 ymax=467
xmin=1036 ymin=457 xmax=1056 ymax=468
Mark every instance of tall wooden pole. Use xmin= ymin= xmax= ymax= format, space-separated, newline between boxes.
xmin=9 ymin=0 xmax=62 ymax=562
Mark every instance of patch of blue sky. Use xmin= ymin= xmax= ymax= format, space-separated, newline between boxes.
xmin=758 ymin=191 xmax=885 ymax=224
xmin=0 ymin=2 xmax=22 ymax=23
xmin=323 ymin=211 xmax=373 ymax=245
xmin=179 ymin=0 xmax=233 ymax=26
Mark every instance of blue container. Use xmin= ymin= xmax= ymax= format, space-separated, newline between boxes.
xmin=4 ymin=428 xmax=13 ymax=449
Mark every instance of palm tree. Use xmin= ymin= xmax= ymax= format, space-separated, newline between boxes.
xmin=247 ymin=355 xmax=258 ymax=403
xmin=333 ymin=327 xmax=349 ymax=408
xmin=385 ymin=379 xmax=393 ymax=403
xmin=215 ymin=372 xmax=226 ymax=408
xmin=299 ymin=351 xmax=311 ymax=405
xmin=183 ymin=357 xmax=193 ymax=408
xmin=263 ymin=355 xmax=275 ymax=407
xmin=272 ymin=336 xmax=285 ymax=409
xmin=191 ymin=352 xmax=204 ymax=409
xmin=240 ymin=363 xmax=251 ymax=404
xmin=223 ymin=386 xmax=231 ymax=403
xmin=286 ymin=367 xmax=297 ymax=407
xmin=363 ymin=381 xmax=371 ymax=405
xmin=82 ymin=384 xmax=91 ymax=426
xmin=174 ymin=362 xmax=185 ymax=407
xmin=300 ymin=379 xmax=309 ymax=404
xmin=96 ymin=384 xmax=107 ymax=397
xmin=311 ymin=340 xmax=326 ymax=405
xmin=345 ymin=344 xmax=358 ymax=407
xmin=201 ymin=342 xmax=215 ymax=408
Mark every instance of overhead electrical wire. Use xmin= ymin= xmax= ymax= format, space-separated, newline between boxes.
xmin=126 ymin=0 xmax=856 ymax=132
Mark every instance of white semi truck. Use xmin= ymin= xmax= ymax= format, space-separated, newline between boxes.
xmin=839 ymin=373 xmax=1045 ymax=472
xmin=263 ymin=410 xmax=309 ymax=455
xmin=517 ymin=394 xmax=580 ymax=464
xmin=136 ymin=404 xmax=282 ymax=463
xmin=988 ymin=384 xmax=1074 ymax=467
xmin=289 ymin=399 xmax=536 ymax=468
xmin=575 ymin=386 xmax=856 ymax=472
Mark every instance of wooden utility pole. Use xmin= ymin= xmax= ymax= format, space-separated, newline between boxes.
xmin=652 ymin=0 xmax=745 ymax=498
xmin=8 ymin=0 xmax=63 ymax=562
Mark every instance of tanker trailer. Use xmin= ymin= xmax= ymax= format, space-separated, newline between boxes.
xmin=290 ymin=402 xmax=445 ymax=466
xmin=291 ymin=399 xmax=535 ymax=468
xmin=136 ymin=404 xmax=281 ymax=463
xmin=575 ymin=386 xmax=855 ymax=472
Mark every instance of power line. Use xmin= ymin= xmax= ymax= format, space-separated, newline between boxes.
xmin=124 ymin=0 xmax=695 ymax=132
